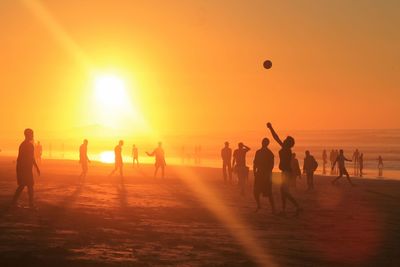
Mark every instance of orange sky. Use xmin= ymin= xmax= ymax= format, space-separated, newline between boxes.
xmin=1 ymin=0 xmax=399 ymax=140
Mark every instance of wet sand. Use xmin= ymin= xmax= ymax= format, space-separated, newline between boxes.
xmin=0 ymin=157 xmax=399 ymax=266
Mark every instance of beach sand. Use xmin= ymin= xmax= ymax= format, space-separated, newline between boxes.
xmin=0 ymin=157 xmax=399 ymax=266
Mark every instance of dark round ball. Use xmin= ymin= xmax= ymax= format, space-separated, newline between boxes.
xmin=263 ymin=60 xmax=272 ymax=69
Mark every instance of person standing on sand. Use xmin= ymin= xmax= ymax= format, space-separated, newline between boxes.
xmin=221 ymin=142 xmax=233 ymax=184
xmin=353 ymin=149 xmax=360 ymax=176
xmin=132 ymin=144 xmax=139 ymax=167
xmin=334 ymin=150 xmax=339 ymax=174
xmin=253 ymin=138 xmax=276 ymax=213
xmin=109 ymin=140 xmax=124 ymax=178
xmin=331 ymin=149 xmax=355 ymax=186
xmin=322 ymin=149 xmax=328 ymax=175
xmin=79 ymin=139 xmax=90 ymax=180
xmin=146 ymin=142 xmax=166 ymax=178
xmin=359 ymin=153 xmax=364 ymax=177
xmin=303 ymin=151 xmax=318 ymax=190
xmin=232 ymin=142 xmax=250 ymax=195
xmin=378 ymin=156 xmax=384 ymax=177
xmin=266 ymin=123 xmax=302 ymax=216
xmin=290 ymin=153 xmax=301 ymax=188
xmin=12 ymin=128 xmax=41 ymax=209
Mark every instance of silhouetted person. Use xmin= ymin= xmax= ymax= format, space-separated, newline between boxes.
xmin=290 ymin=153 xmax=301 ymax=188
xmin=359 ymin=153 xmax=364 ymax=177
xmin=147 ymin=142 xmax=166 ymax=178
xmin=332 ymin=149 xmax=354 ymax=186
xmin=303 ymin=150 xmax=318 ymax=190
xmin=266 ymin=123 xmax=302 ymax=216
xmin=334 ymin=149 xmax=339 ymax=174
xmin=329 ymin=149 xmax=335 ymax=175
xmin=221 ymin=141 xmax=232 ymax=183
xmin=378 ymin=156 xmax=384 ymax=177
xmin=109 ymin=140 xmax=124 ymax=178
xmin=12 ymin=128 xmax=41 ymax=209
xmin=353 ymin=149 xmax=360 ymax=176
xmin=132 ymin=144 xmax=139 ymax=167
xmin=35 ymin=141 xmax=42 ymax=164
xmin=322 ymin=149 xmax=328 ymax=175
xmin=253 ymin=138 xmax=276 ymax=213
xmin=79 ymin=139 xmax=90 ymax=180
xmin=233 ymin=142 xmax=250 ymax=195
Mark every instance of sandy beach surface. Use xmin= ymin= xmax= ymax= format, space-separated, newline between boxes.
xmin=0 ymin=157 xmax=399 ymax=267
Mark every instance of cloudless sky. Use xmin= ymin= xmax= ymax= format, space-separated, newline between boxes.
xmin=1 ymin=0 xmax=399 ymax=140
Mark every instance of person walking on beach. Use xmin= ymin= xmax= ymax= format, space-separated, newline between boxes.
xmin=303 ymin=151 xmax=318 ymax=190
xmin=353 ymin=149 xmax=360 ymax=176
xmin=232 ymin=142 xmax=250 ymax=195
xmin=253 ymin=138 xmax=276 ymax=213
xmin=79 ymin=139 xmax=90 ymax=180
xmin=221 ymin=142 xmax=232 ymax=184
xmin=290 ymin=153 xmax=301 ymax=188
xmin=378 ymin=156 xmax=384 ymax=177
xmin=334 ymin=150 xmax=339 ymax=174
xmin=359 ymin=153 xmax=364 ymax=177
xmin=12 ymin=128 xmax=41 ymax=209
xmin=132 ymin=144 xmax=139 ymax=167
xmin=322 ymin=149 xmax=328 ymax=175
xmin=266 ymin=123 xmax=302 ymax=216
xmin=331 ymin=149 xmax=355 ymax=186
xmin=147 ymin=142 xmax=166 ymax=178
xmin=109 ymin=140 xmax=124 ymax=178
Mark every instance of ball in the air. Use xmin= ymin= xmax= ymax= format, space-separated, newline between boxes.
xmin=263 ymin=60 xmax=272 ymax=69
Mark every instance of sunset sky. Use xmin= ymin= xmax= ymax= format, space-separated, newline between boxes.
xmin=1 ymin=0 xmax=399 ymax=140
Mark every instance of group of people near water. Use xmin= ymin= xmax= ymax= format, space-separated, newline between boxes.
xmin=11 ymin=128 xmax=166 ymax=209
xmin=79 ymin=139 xmax=166 ymax=180
xmin=10 ymin=125 xmax=387 ymax=213
xmin=221 ymin=124 xmax=387 ymax=216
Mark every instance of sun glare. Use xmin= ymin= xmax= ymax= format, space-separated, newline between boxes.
xmin=99 ymin=151 xmax=115 ymax=164
xmin=94 ymin=75 xmax=127 ymax=107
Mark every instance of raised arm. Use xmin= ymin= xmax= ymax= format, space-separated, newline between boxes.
xmin=146 ymin=150 xmax=155 ymax=157
xmin=243 ymin=144 xmax=251 ymax=152
xmin=266 ymin=123 xmax=283 ymax=147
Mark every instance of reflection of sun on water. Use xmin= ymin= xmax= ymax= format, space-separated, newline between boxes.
xmin=99 ymin=151 xmax=115 ymax=164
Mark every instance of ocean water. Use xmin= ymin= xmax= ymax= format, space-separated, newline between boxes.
xmin=1 ymin=129 xmax=399 ymax=178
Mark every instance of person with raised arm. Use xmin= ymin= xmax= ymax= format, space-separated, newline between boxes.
xmin=147 ymin=142 xmax=166 ymax=178
xmin=232 ymin=142 xmax=250 ymax=195
xmin=331 ymin=149 xmax=355 ymax=186
xmin=266 ymin=123 xmax=302 ymax=216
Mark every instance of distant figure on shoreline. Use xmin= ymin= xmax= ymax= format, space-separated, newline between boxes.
xmin=233 ymin=143 xmax=250 ymax=195
xmin=378 ymin=156 xmax=384 ymax=177
xmin=359 ymin=153 xmax=364 ymax=177
xmin=253 ymin=138 xmax=276 ymax=213
xmin=334 ymin=150 xmax=339 ymax=174
xmin=330 ymin=149 xmax=336 ymax=175
xmin=146 ymin=142 xmax=166 ymax=178
xmin=267 ymin=123 xmax=302 ymax=216
xmin=79 ymin=139 xmax=90 ymax=180
xmin=35 ymin=141 xmax=42 ymax=164
xmin=109 ymin=140 xmax=124 ymax=178
xmin=221 ymin=142 xmax=232 ymax=184
xmin=12 ymin=128 xmax=41 ymax=209
xmin=132 ymin=144 xmax=139 ymax=167
xmin=352 ymin=149 xmax=360 ymax=176
xmin=290 ymin=153 xmax=301 ymax=188
xmin=322 ymin=149 xmax=328 ymax=175
xmin=303 ymin=151 xmax=318 ymax=190
xmin=331 ymin=149 xmax=354 ymax=186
